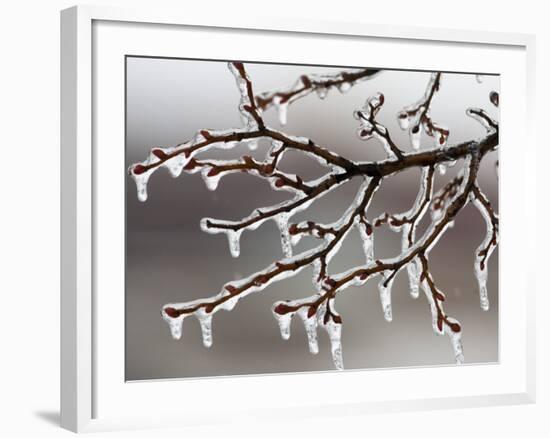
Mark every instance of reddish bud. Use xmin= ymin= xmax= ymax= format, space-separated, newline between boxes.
xmin=411 ymin=125 xmax=420 ymax=134
xmin=437 ymin=317 xmax=443 ymax=332
xmin=264 ymin=164 xmax=274 ymax=174
xmin=243 ymin=155 xmax=254 ymax=165
xmin=200 ymin=130 xmax=212 ymax=139
xmin=288 ymin=224 xmax=299 ymax=235
xmin=273 ymin=303 xmax=292 ymax=315
xmin=360 ymin=272 xmax=368 ymax=280
xmin=207 ymin=167 xmax=220 ymax=177
xmin=307 ymin=306 xmax=316 ymax=318
xmin=275 ymin=178 xmax=285 ymax=188
xmin=184 ymin=158 xmax=197 ymax=170
xmin=332 ymin=314 xmax=342 ymax=324
xmin=204 ymin=304 xmax=215 ymax=313
xmin=360 ymin=129 xmax=369 ymax=137
xmin=325 ymin=278 xmax=336 ymax=287
xmin=152 ymin=149 xmax=168 ymax=159
xmin=439 ymin=134 xmax=446 ymax=145
xmin=434 ymin=292 xmax=446 ymax=302
xmin=480 ymin=261 xmax=485 ymax=271
xmin=164 ymin=307 xmax=179 ymax=318
xmin=449 ymin=322 xmax=461 ymax=333
xmin=133 ymin=164 xmax=147 ymax=175
xmin=366 ymin=223 xmax=373 ymax=236
xmin=301 ymin=75 xmax=312 ymax=88
xmin=225 ymin=285 xmax=238 ymax=294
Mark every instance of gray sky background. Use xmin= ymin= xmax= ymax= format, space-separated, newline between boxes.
xmin=125 ymin=57 xmax=499 ymax=381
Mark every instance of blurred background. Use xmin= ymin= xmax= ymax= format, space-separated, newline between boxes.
xmin=125 ymin=57 xmax=499 ymax=381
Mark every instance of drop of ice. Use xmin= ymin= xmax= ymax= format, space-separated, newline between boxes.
xmin=226 ymin=230 xmax=242 ymax=258
xmin=201 ymin=168 xmax=223 ymax=191
xmin=475 ymin=74 xmax=483 ymax=84
xmin=247 ymin=139 xmax=258 ymax=150
xmin=378 ymin=273 xmax=394 ymax=322
xmin=316 ymin=87 xmax=328 ymax=100
xmin=398 ymin=112 xmax=410 ymax=130
xmin=337 ymin=82 xmax=351 ymax=94
xmin=438 ymin=164 xmax=447 ymax=175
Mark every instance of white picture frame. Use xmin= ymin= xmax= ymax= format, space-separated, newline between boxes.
xmin=60 ymin=4 xmax=536 ymax=433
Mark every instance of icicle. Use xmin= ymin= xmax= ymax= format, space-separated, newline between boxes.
xmin=438 ymin=164 xmax=447 ymax=175
xmin=323 ymin=320 xmax=344 ymax=370
xmin=273 ymin=96 xmax=289 ymax=126
xmin=298 ymin=307 xmax=319 ymax=354
xmin=475 ymin=74 xmax=483 ymax=84
xmin=196 ymin=311 xmax=213 ymax=348
xmin=226 ymin=230 xmax=242 ymax=258
xmin=275 ymin=213 xmax=293 ymax=258
xmin=357 ymin=220 xmax=374 ymax=264
xmin=275 ymin=312 xmax=292 ymax=340
xmin=378 ymin=272 xmax=394 ymax=322
xmin=131 ymin=170 xmax=152 ymax=202
xmin=161 ymin=309 xmax=185 ymax=340
xmin=445 ymin=322 xmax=464 ymax=364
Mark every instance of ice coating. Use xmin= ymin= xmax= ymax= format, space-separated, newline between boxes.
xmin=135 ymin=63 xmax=499 ymax=371
xmin=466 ymin=108 xmax=498 ymax=132
xmin=228 ymin=62 xmax=261 ymax=130
xmin=378 ymin=273 xmax=394 ymax=322
xmin=397 ymin=73 xmax=449 ymax=151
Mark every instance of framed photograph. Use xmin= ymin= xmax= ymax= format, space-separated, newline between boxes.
xmin=61 ymin=5 xmax=536 ymax=432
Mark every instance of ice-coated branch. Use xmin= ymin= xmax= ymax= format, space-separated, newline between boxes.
xmin=255 ymin=68 xmax=380 ymax=125
xmin=397 ymin=72 xmax=450 ymax=151
xmin=471 ymin=184 xmax=499 ymax=311
xmin=129 ymin=63 xmax=499 ymax=370
xmin=354 ymin=92 xmax=405 ymax=160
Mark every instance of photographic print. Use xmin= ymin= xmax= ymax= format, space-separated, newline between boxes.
xmin=125 ymin=58 xmax=499 ymax=381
